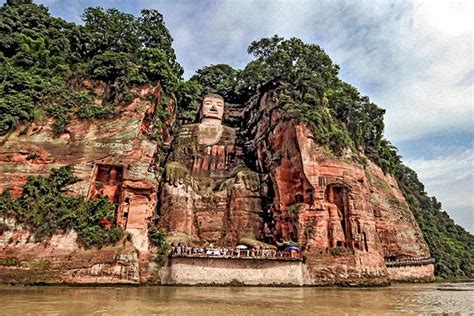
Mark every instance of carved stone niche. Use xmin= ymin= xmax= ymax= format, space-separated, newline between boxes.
xmin=87 ymin=164 xmax=124 ymax=205
xmin=324 ymin=184 xmax=351 ymax=249
xmin=116 ymin=182 xmax=154 ymax=230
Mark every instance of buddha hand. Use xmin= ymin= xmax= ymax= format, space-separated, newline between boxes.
xmin=164 ymin=162 xmax=199 ymax=192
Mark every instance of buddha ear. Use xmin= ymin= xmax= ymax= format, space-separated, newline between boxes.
xmin=196 ymin=102 xmax=203 ymax=122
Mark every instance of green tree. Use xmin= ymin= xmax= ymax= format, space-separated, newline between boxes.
xmin=81 ymin=7 xmax=140 ymax=57
xmin=191 ymin=64 xmax=242 ymax=102
xmin=138 ymin=9 xmax=183 ymax=77
xmin=175 ymin=80 xmax=203 ymax=124
xmin=6 ymin=0 xmax=33 ymax=6
xmin=244 ymin=36 xmax=339 ymax=103
xmin=0 ymin=166 xmax=123 ymax=248
xmin=139 ymin=47 xmax=179 ymax=93
xmin=0 ymin=3 xmax=182 ymax=135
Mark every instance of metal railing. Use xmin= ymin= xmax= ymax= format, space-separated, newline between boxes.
xmin=171 ymin=246 xmax=303 ymax=260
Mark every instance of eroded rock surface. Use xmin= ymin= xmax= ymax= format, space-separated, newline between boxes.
xmin=0 ymin=85 xmax=165 ymax=284
xmin=0 ymin=87 xmax=434 ymax=285
xmin=239 ymin=91 xmax=432 ymax=284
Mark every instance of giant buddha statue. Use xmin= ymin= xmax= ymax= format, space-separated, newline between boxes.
xmin=159 ymin=94 xmax=263 ymax=245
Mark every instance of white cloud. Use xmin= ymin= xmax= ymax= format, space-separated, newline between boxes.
xmin=406 ymin=148 xmax=474 ymax=232
xmin=377 ymin=1 xmax=474 ymax=143
xmin=153 ymin=0 xmax=474 ymax=143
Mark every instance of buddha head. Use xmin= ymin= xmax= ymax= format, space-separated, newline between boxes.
xmin=200 ymin=94 xmax=224 ymax=123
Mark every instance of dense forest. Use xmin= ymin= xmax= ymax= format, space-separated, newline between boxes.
xmin=0 ymin=0 xmax=472 ymax=278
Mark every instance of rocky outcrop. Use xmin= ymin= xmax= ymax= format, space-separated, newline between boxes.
xmin=240 ymin=91 xmax=433 ymax=284
xmin=0 ymin=85 xmax=167 ymax=284
xmin=0 ymin=87 xmax=434 ymax=285
xmin=0 ymin=219 xmax=140 ymax=284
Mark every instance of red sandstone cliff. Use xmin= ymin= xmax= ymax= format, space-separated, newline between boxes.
xmin=0 ymin=84 xmax=168 ymax=284
xmin=241 ymin=91 xmax=432 ymax=284
xmin=0 ymin=86 xmax=434 ymax=285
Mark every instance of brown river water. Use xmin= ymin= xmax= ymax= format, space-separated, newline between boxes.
xmin=0 ymin=282 xmax=472 ymax=315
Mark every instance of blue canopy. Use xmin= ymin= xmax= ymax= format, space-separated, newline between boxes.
xmin=287 ymin=246 xmax=300 ymax=251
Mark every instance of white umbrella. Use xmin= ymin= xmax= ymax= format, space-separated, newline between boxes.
xmin=236 ymin=245 xmax=248 ymax=249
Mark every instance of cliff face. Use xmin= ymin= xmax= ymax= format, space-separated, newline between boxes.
xmin=0 ymin=86 xmax=433 ymax=285
xmin=241 ymin=92 xmax=432 ymax=284
xmin=0 ymin=85 xmax=166 ymax=284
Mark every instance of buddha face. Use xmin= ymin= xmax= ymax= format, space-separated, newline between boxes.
xmin=200 ymin=95 xmax=224 ymax=121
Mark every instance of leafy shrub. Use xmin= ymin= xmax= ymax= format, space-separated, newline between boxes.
xmin=0 ymin=222 xmax=9 ymax=235
xmin=148 ymin=224 xmax=171 ymax=268
xmin=287 ymin=203 xmax=305 ymax=215
xmin=25 ymin=259 xmax=51 ymax=271
xmin=76 ymin=103 xmax=116 ymax=120
xmin=0 ymin=166 xmax=123 ymax=248
xmin=0 ymin=257 xmax=21 ymax=266
xmin=330 ymin=247 xmax=351 ymax=256
xmin=52 ymin=112 xmax=70 ymax=135
xmin=88 ymin=51 xmax=134 ymax=82
xmin=175 ymin=80 xmax=202 ymax=124
xmin=148 ymin=224 xmax=166 ymax=248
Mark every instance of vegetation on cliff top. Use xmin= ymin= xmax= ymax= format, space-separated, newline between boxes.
xmin=0 ymin=1 xmax=472 ymax=279
xmin=0 ymin=166 xmax=123 ymax=248
xmin=0 ymin=0 xmax=181 ymax=135
xmin=179 ymin=37 xmax=391 ymax=169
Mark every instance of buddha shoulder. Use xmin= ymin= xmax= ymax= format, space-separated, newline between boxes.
xmin=176 ymin=123 xmax=200 ymax=137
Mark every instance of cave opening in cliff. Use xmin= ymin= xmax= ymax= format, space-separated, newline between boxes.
xmin=325 ymin=184 xmax=352 ymax=248
xmin=306 ymin=188 xmax=314 ymax=204
xmin=122 ymin=197 xmax=130 ymax=227
xmin=361 ymin=231 xmax=368 ymax=251
xmin=295 ymin=194 xmax=304 ymax=203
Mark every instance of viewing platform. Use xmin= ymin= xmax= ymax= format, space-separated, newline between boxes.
xmin=170 ymin=246 xmax=304 ymax=261
xmin=161 ymin=246 xmax=306 ymax=286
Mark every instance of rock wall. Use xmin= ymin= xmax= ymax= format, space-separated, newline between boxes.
xmin=387 ymin=264 xmax=435 ymax=282
xmin=0 ymin=85 xmax=168 ymax=284
xmin=0 ymin=85 xmax=435 ymax=285
xmin=0 ymin=219 xmax=140 ymax=284
xmin=241 ymin=91 xmax=432 ymax=284
xmin=160 ymin=257 xmax=306 ymax=286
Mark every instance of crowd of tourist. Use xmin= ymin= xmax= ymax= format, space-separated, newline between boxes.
xmin=171 ymin=244 xmax=302 ymax=259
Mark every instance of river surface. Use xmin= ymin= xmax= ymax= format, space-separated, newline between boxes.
xmin=0 ymin=282 xmax=472 ymax=315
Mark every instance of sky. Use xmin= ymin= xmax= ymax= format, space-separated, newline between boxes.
xmin=8 ymin=0 xmax=474 ymax=231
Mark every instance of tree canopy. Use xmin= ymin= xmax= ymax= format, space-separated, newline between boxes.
xmin=0 ymin=1 xmax=182 ymax=135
